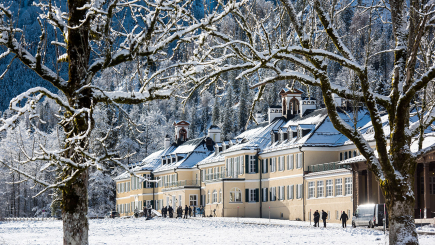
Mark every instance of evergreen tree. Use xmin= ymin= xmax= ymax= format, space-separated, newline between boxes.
xmin=222 ymin=86 xmax=234 ymax=140
xmin=237 ymin=79 xmax=249 ymax=132
xmin=212 ymin=97 xmax=220 ymax=125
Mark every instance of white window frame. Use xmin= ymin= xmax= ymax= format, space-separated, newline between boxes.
xmin=230 ymin=187 xmax=242 ymax=203
xmin=207 ymin=190 xmax=210 ymax=204
xmin=288 ymin=185 xmax=294 ymax=200
xmin=279 ymin=186 xmax=285 ymax=200
xmin=308 ymin=181 xmax=315 ymax=199
xmin=271 ymin=158 xmax=276 ymax=172
xmin=279 ymin=156 xmax=285 ymax=171
xmin=345 ymin=177 xmax=353 ymax=196
xmin=288 ymin=154 xmax=294 ymax=170
xmin=297 ymin=184 xmax=303 ymax=199
xmin=219 ymin=189 xmax=222 ymax=203
xmin=335 ymin=178 xmax=343 ymax=196
xmin=249 ymin=189 xmax=257 ymax=202
xmin=212 ymin=190 xmax=218 ymax=203
xmin=249 ymin=155 xmax=256 ymax=173
xmin=326 ymin=179 xmax=333 ymax=197
xmin=262 ymin=188 xmax=268 ymax=202
xmin=262 ymin=159 xmax=267 ymax=173
xmin=296 ymin=153 xmax=303 ymax=169
xmin=270 ymin=187 xmax=276 ymax=201
xmin=317 ymin=181 xmax=324 ymax=198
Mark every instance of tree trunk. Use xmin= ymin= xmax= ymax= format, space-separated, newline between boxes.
xmin=62 ymin=169 xmax=89 ymax=245
xmin=388 ymin=200 xmax=418 ymax=245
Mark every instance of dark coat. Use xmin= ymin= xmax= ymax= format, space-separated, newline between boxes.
xmin=168 ymin=206 xmax=173 ymax=213
xmin=340 ymin=213 xmax=348 ymax=222
xmin=322 ymin=211 xmax=327 ymax=220
xmin=185 ymin=206 xmax=189 ymax=213
xmin=314 ymin=211 xmax=320 ymax=222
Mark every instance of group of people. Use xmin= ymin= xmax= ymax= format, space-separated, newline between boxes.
xmin=161 ymin=205 xmax=194 ymax=219
xmin=313 ymin=210 xmax=348 ymax=228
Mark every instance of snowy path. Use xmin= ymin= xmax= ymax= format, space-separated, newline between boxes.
xmin=0 ymin=217 xmax=433 ymax=244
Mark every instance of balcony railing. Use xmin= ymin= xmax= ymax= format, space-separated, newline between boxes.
xmin=308 ymin=162 xmax=351 ymax=173
xmin=205 ymin=172 xmax=225 ymax=181
xmin=163 ymin=180 xmax=200 ymax=189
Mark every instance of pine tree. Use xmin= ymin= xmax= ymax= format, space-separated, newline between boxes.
xmin=237 ymin=79 xmax=249 ymax=132
xmin=222 ymin=86 xmax=233 ymax=140
xmin=212 ymin=97 xmax=220 ymax=125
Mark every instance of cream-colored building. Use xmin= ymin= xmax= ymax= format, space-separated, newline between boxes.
xmin=115 ymin=88 xmax=435 ymax=222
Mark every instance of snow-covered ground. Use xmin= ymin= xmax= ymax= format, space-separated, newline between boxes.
xmin=0 ymin=217 xmax=433 ymax=244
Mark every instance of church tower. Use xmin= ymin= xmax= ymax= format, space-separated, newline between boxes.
xmin=173 ymin=120 xmax=190 ymax=142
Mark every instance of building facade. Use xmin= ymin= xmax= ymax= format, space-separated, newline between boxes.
xmin=115 ymin=88 xmax=435 ymax=222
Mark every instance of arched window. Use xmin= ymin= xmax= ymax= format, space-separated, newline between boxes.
xmin=219 ymin=189 xmax=222 ymax=203
xmin=340 ymin=152 xmax=343 ymax=161
xmin=179 ymin=128 xmax=187 ymax=141
xmin=353 ymin=151 xmax=357 ymax=157
xmin=230 ymin=187 xmax=242 ymax=202
xmin=213 ymin=190 xmax=217 ymax=203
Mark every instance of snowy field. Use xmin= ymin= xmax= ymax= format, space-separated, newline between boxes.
xmin=0 ymin=217 xmax=434 ymax=245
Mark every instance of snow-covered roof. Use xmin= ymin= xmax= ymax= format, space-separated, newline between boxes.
xmin=153 ymin=137 xmax=214 ymax=172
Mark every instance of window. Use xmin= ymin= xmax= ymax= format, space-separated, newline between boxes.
xmin=353 ymin=151 xmax=357 ymax=157
xmin=317 ymin=181 xmax=324 ymax=198
xmin=288 ymin=185 xmax=294 ymax=199
xmin=326 ymin=180 xmax=333 ymax=197
xmin=296 ymin=153 xmax=303 ymax=168
xmin=262 ymin=188 xmax=268 ymax=202
xmin=262 ymin=159 xmax=268 ymax=173
xmin=249 ymin=155 xmax=256 ymax=173
xmin=212 ymin=190 xmax=218 ymax=203
xmin=340 ymin=152 xmax=342 ymax=161
xmin=297 ymin=184 xmax=303 ymax=199
xmin=279 ymin=186 xmax=285 ymax=200
xmin=288 ymin=155 xmax=294 ymax=170
xmin=219 ymin=189 xmax=222 ymax=203
xmin=345 ymin=177 xmax=353 ymax=195
xmin=279 ymin=156 xmax=285 ymax=171
xmin=348 ymin=151 xmax=352 ymax=159
xmin=335 ymin=178 xmax=343 ymax=196
xmin=308 ymin=182 xmax=315 ymax=198
xmin=144 ymin=174 xmax=152 ymax=188
xmin=344 ymin=151 xmax=348 ymax=160
xmin=270 ymin=187 xmax=276 ymax=201
xmin=271 ymin=158 xmax=276 ymax=172
xmin=230 ymin=188 xmax=242 ymax=202
xmin=249 ymin=189 xmax=257 ymax=202
xmin=207 ymin=191 xmax=210 ymax=204
xmin=240 ymin=156 xmax=244 ymax=174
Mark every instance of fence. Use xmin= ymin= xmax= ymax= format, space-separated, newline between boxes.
xmin=3 ymin=217 xmax=58 ymax=221
xmin=308 ymin=162 xmax=351 ymax=173
xmin=163 ymin=180 xmax=200 ymax=189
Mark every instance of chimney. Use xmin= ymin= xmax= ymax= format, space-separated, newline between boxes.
xmin=255 ymin=112 xmax=264 ymax=123
xmin=164 ymin=135 xmax=171 ymax=149
xmin=268 ymin=106 xmax=282 ymax=123
xmin=300 ymin=97 xmax=316 ymax=117
xmin=208 ymin=125 xmax=221 ymax=143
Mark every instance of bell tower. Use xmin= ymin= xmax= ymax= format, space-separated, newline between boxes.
xmin=173 ymin=120 xmax=190 ymax=142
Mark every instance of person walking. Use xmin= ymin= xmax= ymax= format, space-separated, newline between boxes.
xmin=321 ymin=210 xmax=328 ymax=227
xmin=184 ymin=205 xmax=189 ymax=219
xmin=313 ymin=210 xmax=320 ymax=227
xmin=162 ymin=206 xmax=166 ymax=218
xmin=168 ymin=206 xmax=173 ymax=218
xmin=188 ymin=206 xmax=192 ymax=217
xmin=340 ymin=211 xmax=349 ymax=228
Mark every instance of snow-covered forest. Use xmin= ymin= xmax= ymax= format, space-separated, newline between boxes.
xmin=1 ymin=0 xmax=434 ymax=244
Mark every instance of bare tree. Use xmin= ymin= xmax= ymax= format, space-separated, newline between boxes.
xmin=0 ymin=0 xmax=244 ymax=243
xmin=163 ymin=0 xmax=435 ymax=244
